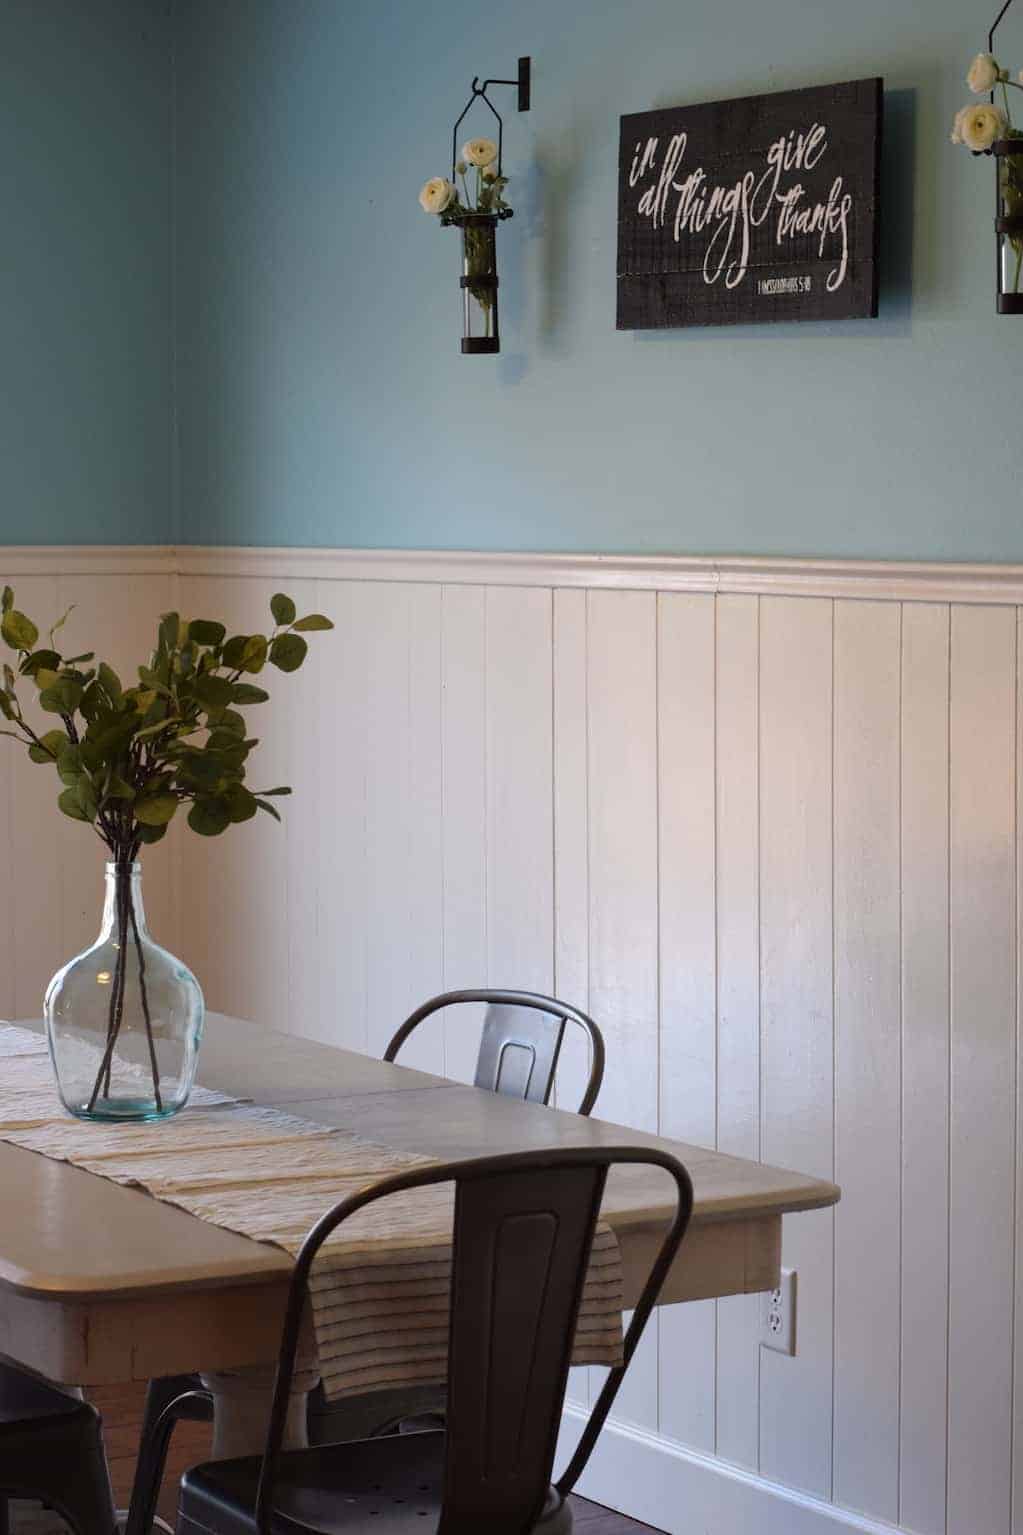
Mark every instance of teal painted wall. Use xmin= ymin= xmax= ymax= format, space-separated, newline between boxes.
xmin=1 ymin=0 xmax=174 ymax=545
xmin=4 ymin=2 xmax=1021 ymax=558
xmin=174 ymin=0 xmax=1023 ymax=559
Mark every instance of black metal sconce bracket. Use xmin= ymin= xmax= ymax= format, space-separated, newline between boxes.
xmin=987 ymin=0 xmax=1023 ymax=311
xmin=451 ymin=57 xmax=531 ymax=181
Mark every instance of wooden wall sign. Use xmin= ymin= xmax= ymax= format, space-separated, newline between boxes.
xmin=617 ymin=78 xmax=882 ymax=329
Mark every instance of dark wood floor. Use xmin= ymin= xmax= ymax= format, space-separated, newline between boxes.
xmin=570 ymin=1494 xmax=666 ymax=1534
xmin=11 ymin=1496 xmax=665 ymax=1533
xmin=10 ymin=1497 xmax=664 ymax=1533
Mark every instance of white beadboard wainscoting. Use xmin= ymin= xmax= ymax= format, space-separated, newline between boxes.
xmin=2 ymin=546 xmax=1023 ymax=1535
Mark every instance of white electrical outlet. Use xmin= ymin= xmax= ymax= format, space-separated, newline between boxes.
xmin=760 ymin=1268 xmax=797 ymax=1356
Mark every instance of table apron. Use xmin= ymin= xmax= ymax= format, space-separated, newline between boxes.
xmin=0 ymin=1215 xmax=781 ymax=1386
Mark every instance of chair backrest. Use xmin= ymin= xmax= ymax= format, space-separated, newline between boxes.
xmin=384 ymin=989 xmax=606 ymax=1116
xmin=255 ymin=1146 xmax=693 ymax=1535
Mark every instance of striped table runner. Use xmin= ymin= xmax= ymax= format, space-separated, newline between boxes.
xmin=0 ymin=1026 xmax=624 ymax=1401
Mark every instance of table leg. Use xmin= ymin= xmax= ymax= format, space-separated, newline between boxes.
xmin=200 ymin=1363 xmax=320 ymax=1459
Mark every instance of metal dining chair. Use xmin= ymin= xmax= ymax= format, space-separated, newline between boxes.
xmin=176 ymin=1144 xmax=693 ymax=1535
xmin=0 ymin=1360 xmax=117 ymax=1534
xmin=383 ymin=989 xmax=606 ymax=1116
xmin=305 ymin=989 xmax=606 ymax=1448
xmin=132 ymin=989 xmax=607 ymax=1522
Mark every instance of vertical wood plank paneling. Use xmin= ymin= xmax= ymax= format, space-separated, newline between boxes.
xmin=832 ymin=600 xmax=902 ymax=1524
xmin=250 ymin=576 xmax=319 ymax=1035
xmin=714 ymin=594 xmax=762 ymax=1473
xmin=553 ymin=588 xmax=592 ymax=1412
xmin=657 ymin=593 xmax=717 ymax=1453
xmin=7 ymin=573 xmax=61 ymax=1019
xmin=899 ymin=603 xmax=950 ymax=1535
xmin=485 ymin=586 xmax=554 ymax=997
xmin=314 ymin=580 xmax=369 ymax=1051
xmin=401 ymin=584 xmax=445 ymax=1068
xmin=12 ymin=553 xmax=1023 ymax=1535
xmin=553 ymin=589 xmax=592 ymax=1119
xmin=441 ymin=585 xmax=488 ymax=1084
xmin=364 ymin=586 xmax=416 ymax=1059
xmin=947 ymin=604 xmax=1017 ymax=1535
xmin=282 ymin=576 xmax=331 ymax=1041
xmin=758 ymin=596 xmax=834 ymax=1501
xmin=0 ymin=685 xmax=10 ymax=1018
xmin=1016 ymin=608 xmax=1023 ymax=1535
xmin=587 ymin=588 xmax=660 ymax=1432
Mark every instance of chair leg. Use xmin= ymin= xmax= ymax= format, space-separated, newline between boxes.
xmin=48 ymin=1428 xmax=118 ymax=1535
xmin=56 ymin=1476 xmax=119 ymax=1535
xmin=125 ymin=1386 xmax=213 ymax=1535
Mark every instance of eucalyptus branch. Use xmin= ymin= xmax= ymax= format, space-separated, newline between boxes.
xmin=2 ymin=584 xmax=333 ymax=1107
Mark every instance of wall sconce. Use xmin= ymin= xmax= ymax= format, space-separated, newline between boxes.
xmin=990 ymin=0 xmax=1023 ymax=312
xmin=419 ymin=58 xmax=531 ymax=354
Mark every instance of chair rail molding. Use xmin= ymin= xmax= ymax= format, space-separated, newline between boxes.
xmin=3 ymin=545 xmax=1023 ymax=603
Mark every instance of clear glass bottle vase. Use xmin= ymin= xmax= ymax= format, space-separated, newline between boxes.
xmin=45 ymin=860 xmax=204 ymax=1121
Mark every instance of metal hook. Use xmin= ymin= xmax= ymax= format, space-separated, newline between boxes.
xmin=989 ymin=0 xmax=1016 ymax=53
xmin=449 ymin=58 xmax=531 ymax=181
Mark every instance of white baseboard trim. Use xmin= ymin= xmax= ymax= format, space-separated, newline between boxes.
xmin=2 ymin=545 xmax=1023 ymax=604
xmin=557 ymin=1406 xmax=903 ymax=1535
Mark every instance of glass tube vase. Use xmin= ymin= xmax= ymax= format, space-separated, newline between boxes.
xmin=995 ymin=139 xmax=1023 ymax=314
xmin=459 ymin=214 xmax=500 ymax=353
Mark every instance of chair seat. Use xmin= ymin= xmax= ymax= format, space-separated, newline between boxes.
xmin=0 ymin=1362 xmax=87 ymax=1427
xmin=0 ymin=1362 xmax=117 ymax=1534
xmin=178 ymin=1429 xmax=572 ymax=1534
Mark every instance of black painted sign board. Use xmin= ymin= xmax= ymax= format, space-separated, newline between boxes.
xmin=617 ymin=78 xmax=882 ymax=328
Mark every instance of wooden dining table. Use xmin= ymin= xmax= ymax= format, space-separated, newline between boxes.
xmin=0 ymin=1012 xmax=839 ymax=1459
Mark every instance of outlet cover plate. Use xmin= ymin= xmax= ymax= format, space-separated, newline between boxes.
xmin=760 ymin=1267 xmax=797 ymax=1356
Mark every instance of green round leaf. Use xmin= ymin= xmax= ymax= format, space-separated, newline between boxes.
xmin=97 ymin=662 xmax=123 ymax=701
xmin=269 ymin=633 xmax=308 ymax=673
xmin=1 ymin=587 xmax=12 ymax=615
xmin=158 ymin=612 xmax=181 ymax=654
xmin=239 ymin=634 xmax=268 ymax=673
xmin=226 ymin=785 xmax=258 ymax=823
xmin=271 ymin=593 xmax=297 ymax=626
xmin=135 ymin=792 xmax=179 ymax=827
xmin=188 ymin=796 xmax=232 ymax=837
xmin=230 ymin=682 xmax=269 ymax=705
xmin=58 ymin=787 xmax=91 ymax=822
xmin=193 ymin=673 xmax=235 ymax=711
xmin=221 ymin=635 xmax=251 ymax=669
xmin=2 ymin=610 xmax=39 ymax=652
xmin=28 ymin=729 xmax=65 ymax=764
xmin=188 ymin=619 xmax=227 ymax=647
xmin=20 ymin=649 xmax=62 ymax=677
xmin=135 ymin=822 xmax=168 ymax=845
xmin=292 ymin=614 xmax=334 ymax=632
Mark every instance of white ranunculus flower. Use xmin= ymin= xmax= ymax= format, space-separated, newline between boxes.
xmin=950 ymin=105 xmax=972 ymax=143
xmin=418 ymin=176 xmax=456 ymax=214
xmin=967 ymin=52 xmax=1004 ymax=93
xmin=462 ymin=137 xmax=498 ymax=168
xmin=959 ymin=102 xmax=1008 ymax=151
xmin=455 ymin=159 xmax=468 ymax=175
xmin=481 ymin=165 xmax=499 ymax=181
